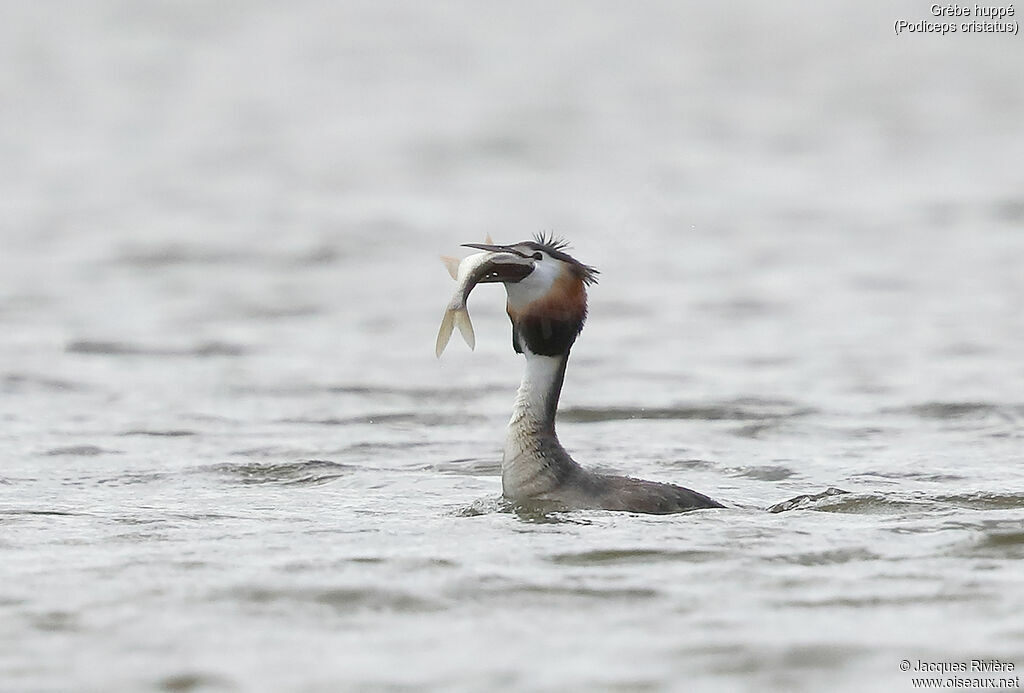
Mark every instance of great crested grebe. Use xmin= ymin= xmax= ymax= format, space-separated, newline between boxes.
xmin=437 ymin=234 xmax=724 ymax=515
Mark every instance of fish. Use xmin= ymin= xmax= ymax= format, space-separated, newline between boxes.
xmin=435 ymin=252 xmax=502 ymax=357
xmin=435 ymin=245 xmax=533 ymax=358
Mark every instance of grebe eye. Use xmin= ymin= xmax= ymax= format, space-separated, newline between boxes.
xmin=532 ymin=252 xmax=543 ymax=260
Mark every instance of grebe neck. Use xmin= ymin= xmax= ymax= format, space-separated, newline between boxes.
xmin=502 ymin=350 xmax=579 ymax=499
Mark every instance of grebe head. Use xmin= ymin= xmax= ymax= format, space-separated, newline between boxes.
xmin=463 ymin=233 xmax=598 ymax=356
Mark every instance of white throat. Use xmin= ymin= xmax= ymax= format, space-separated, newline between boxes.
xmin=502 ymin=349 xmax=572 ymax=497
xmin=510 ymin=351 xmax=564 ymax=426
xmin=503 ymin=260 xmax=562 ymax=312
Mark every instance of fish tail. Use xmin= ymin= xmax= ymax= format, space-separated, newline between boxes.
xmin=453 ymin=307 xmax=475 ymax=350
xmin=435 ymin=308 xmax=456 ymax=358
xmin=435 ymin=307 xmax=475 ymax=357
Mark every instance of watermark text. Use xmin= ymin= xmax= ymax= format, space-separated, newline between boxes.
xmin=894 ymin=4 xmax=1019 ymax=35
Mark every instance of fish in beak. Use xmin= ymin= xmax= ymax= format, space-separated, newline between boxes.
xmin=435 ymin=248 xmax=535 ymax=357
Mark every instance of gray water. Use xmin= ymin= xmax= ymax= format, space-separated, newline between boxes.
xmin=3 ymin=2 xmax=1024 ymax=691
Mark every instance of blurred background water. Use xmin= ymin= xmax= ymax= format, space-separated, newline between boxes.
xmin=2 ymin=1 xmax=1023 ymax=691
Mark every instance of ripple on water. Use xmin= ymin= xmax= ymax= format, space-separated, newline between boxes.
xmin=769 ymin=490 xmax=1024 ymax=514
xmin=122 ymin=429 xmax=195 ymax=437
xmin=115 ymin=245 xmax=255 ymax=267
xmin=44 ymin=445 xmax=119 ymax=457
xmin=233 ymin=586 xmax=443 ymax=613
xmin=432 ymin=458 xmax=501 ymax=476
xmin=455 ymin=497 xmax=596 ymax=524
xmin=932 ymin=492 xmax=1024 ymax=511
xmin=2 ymin=373 xmax=87 ymax=393
xmin=236 ymin=382 xmax=504 ymax=400
xmin=851 ymin=470 xmax=967 ymax=483
xmin=453 ymin=577 xmax=660 ymax=604
xmin=962 ymin=530 xmax=1024 ymax=559
xmin=769 ymin=547 xmax=880 ymax=566
xmin=687 ymin=642 xmax=867 ymax=675
xmin=560 ymin=400 xmax=813 ymax=423
xmin=0 ymin=509 xmax=87 ymax=520
xmin=766 ymin=488 xmax=850 ymax=513
xmin=992 ymin=196 xmax=1024 ymax=222
xmin=280 ymin=412 xmax=483 ymax=426
xmin=158 ymin=672 xmax=234 ymax=692
xmin=325 ymin=383 xmax=506 ymax=400
xmin=812 ymin=493 xmax=936 ymax=514
xmin=209 ymin=460 xmax=355 ymax=486
xmin=726 ymin=465 xmax=797 ymax=481
xmin=114 ymin=243 xmax=342 ymax=269
xmin=893 ymin=402 xmax=1024 ymax=422
xmin=94 ymin=472 xmax=169 ymax=487
xmin=731 ymin=421 xmax=786 ymax=438
xmin=666 ymin=458 xmax=718 ymax=470
xmin=66 ymin=340 xmax=246 ymax=357
xmin=31 ymin=610 xmax=80 ymax=633
xmin=548 ymin=548 xmax=722 ymax=565
xmin=776 ymin=592 xmax=993 ymax=609
xmin=342 ymin=441 xmax=432 ymax=454
xmin=455 ymin=496 xmax=512 ymax=517
xmin=230 ymin=446 xmax=323 ymax=459
xmin=278 ymin=556 xmax=458 ymax=572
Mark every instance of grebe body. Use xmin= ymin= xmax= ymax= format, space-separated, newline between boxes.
xmin=440 ymin=235 xmax=723 ymax=514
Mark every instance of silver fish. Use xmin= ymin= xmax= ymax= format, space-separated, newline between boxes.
xmin=435 ymin=250 xmax=531 ymax=357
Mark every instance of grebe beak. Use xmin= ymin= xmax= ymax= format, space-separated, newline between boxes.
xmin=462 ymin=242 xmax=526 ymax=256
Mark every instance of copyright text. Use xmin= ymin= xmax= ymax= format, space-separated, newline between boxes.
xmin=900 ymin=659 xmax=1020 ymax=689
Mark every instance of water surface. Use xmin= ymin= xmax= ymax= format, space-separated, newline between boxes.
xmin=2 ymin=2 xmax=1023 ymax=691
